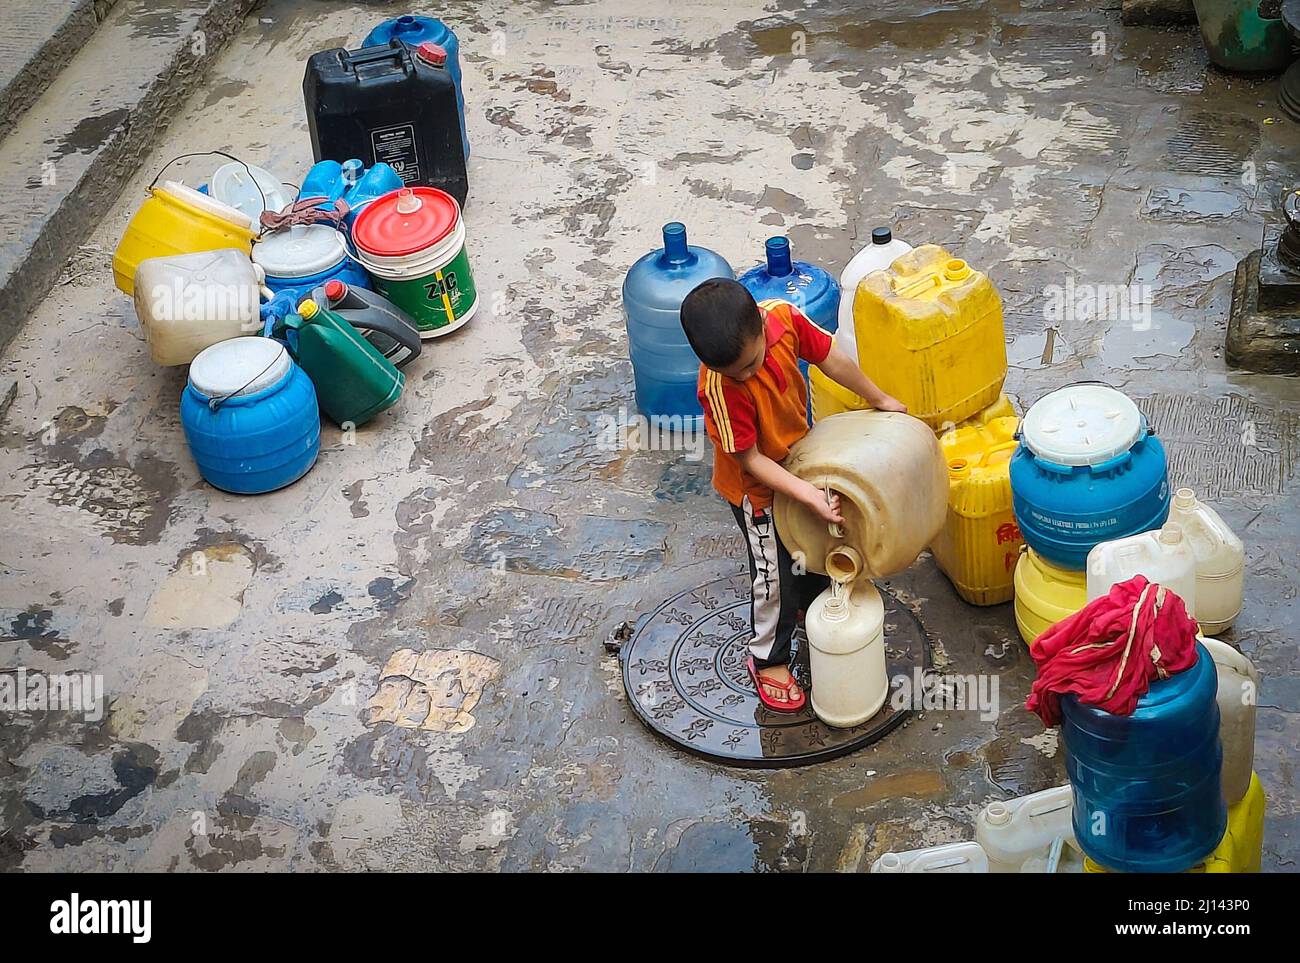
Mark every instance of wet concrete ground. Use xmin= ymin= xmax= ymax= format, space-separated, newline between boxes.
xmin=1 ymin=0 xmax=1298 ymax=871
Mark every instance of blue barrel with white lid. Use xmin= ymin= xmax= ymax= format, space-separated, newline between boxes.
xmin=622 ymin=222 xmax=733 ymax=429
xmin=738 ymin=237 xmax=840 ymax=423
xmin=253 ymin=224 xmax=372 ymax=304
xmin=361 ymin=15 xmax=469 ymax=158
xmin=1064 ymin=643 xmax=1226 ymax=873
xmin=1010 ymin=384 xmax=1170 ymax=569
xmin=180 ymin=337 xmax=320 ymax=494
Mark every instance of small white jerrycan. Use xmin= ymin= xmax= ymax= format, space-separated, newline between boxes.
xmin=806 ymin=579 xmax=886 ymax=729
xmin=1167 ymin=488 xmax=1245 ymax=636
xmin=871 ymin=841 xmax=988 ymax=873
xmin=975 ymin=784 xmax=1075 ymax=872
xmin=1200 ymin=636 xmax=1259 ymax=806
xmin=1086 ymin=525 xmax=1198 ymax=615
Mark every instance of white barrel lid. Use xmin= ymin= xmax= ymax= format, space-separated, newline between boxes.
xmin=1021 ymin=384 xmax=1143 ymax=466
xmin=189 ymin=337 xmax=291 ymax=398
xmin=252 ymin=224 xmax=348 ymax=279
xmin=157 ymin=180 xmax=254 ymax=230
xmin=210 ymin=162 xmax=291 ymax=218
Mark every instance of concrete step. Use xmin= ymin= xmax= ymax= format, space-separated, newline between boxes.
xmin=0 ymin=0 xmax=260 ymax=354
xmin=0 ymin=0 xmax=102 ymax=131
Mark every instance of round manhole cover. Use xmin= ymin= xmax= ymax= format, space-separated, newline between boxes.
xmin=621 ymin=572 xmax=930 ymax=768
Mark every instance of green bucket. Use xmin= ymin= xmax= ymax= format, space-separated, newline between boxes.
xmin=352 ymin=187 xmax=479 ymax=338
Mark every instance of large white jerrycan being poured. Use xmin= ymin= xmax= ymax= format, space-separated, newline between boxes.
xmin=773 ymin=410 xmax=948 ymax=580
xmin=1200 ymin=636 xmax=1259 ymax=806
xmin=806 ymin=580 xmax=886 ymax=729
xmin=1085 ymin=525 xmax=1198 ymax=615
xmin=975 ymin=784 xmax=1075 ymax=873
xmin=1167 ymin=487 xmax=1246 ymax=636
xmin=871 ymin=841 xmax=989 ymax=873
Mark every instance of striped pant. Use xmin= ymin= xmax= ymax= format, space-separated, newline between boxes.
xmin=731 ymin=497 xmax=831 ymax=668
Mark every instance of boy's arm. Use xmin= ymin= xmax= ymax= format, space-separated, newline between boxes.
xmin=737 ymin=446 xmax=843 ymax=525
xmin=816 ymin=344 xmax=907 ymax=413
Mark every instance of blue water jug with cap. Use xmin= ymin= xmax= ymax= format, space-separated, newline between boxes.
xmin=622 ymin=223 xmax=733 ymax=428
xmin=738 ymin=237 xmax=840 ymax=423
xmin=1064 ymin=643 xmax=1227 ymax=873
xmin=361 ymin=15 xmax=469 ymax=158
xmin=1010 ymin=383 xmax=1170 ymax=569
xmin=298 ymin=159 xmax=404 ymax=226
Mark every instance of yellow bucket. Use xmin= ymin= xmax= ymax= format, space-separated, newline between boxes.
xmin=112 ymin=181 xmax=256 ymax=296
xmin=1085 ymin=772 xmax=1265 ymax=873
xmin=1012 ymin=546 xmax=1087 ymax=646
xmin=853 ymin=245 xmax=1006 ymax=430
xmin=932 ymin=415 xmax=1021 ymax=605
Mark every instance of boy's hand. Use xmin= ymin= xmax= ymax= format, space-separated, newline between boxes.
xmin=872 ymin=393 xmax=908 ymax=414
xmin=797 ymin=481 xmax=843 ymax=525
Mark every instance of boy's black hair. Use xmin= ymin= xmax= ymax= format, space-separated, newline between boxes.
xmin=679 ymin=278 xmax=764 ymax=368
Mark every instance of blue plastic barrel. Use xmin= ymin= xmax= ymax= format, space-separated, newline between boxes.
xmin=1064 ymin=643 xmax=1227 ymax=873
xmin=362 ymin=16 xmax=469 ymax=158
xmin=1010 ymin=384 xmax=1170 ymax=569
xmin=738 ymin=237 xmax=840 ymax=423
xmin=180 ymin=338 xmax=320 ymax=494
xmin=622 ymin=223 xmax=733 ymax=428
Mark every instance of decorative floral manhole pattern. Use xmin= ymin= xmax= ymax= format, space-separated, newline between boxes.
xmin=621 ymin=572 xmax=930 ymax=768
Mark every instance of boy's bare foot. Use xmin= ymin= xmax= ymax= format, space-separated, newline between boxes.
xmin=756 ymin=664 xmax=802 ymax=704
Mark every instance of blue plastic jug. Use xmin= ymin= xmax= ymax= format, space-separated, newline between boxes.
xmin=361 ymin=15 xmax=469 ymax=158
xmin=1064 ymin=644 xmax=1227 ymax=873
xmin=1010 ymin=384 xmax=1170 ymax=569
xmin=180 ymin=337 xmax=320 ymax=494
xmin=298 ymin=159 xmax=404 ymax=226
xmin=622 ymin=223 xmax=733 ymax=428
xmin=738 ymin=237 xmax=840 ymax=423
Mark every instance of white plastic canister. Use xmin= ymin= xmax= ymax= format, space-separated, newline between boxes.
xmin=1199 ymin=636 xmax=1259 ymax=806
xmin=835 ymin=227 xmax=911 ymax=364
xmin=132 ymin=248 xmax=264 ymax=365
xmin=871 ymin=841 xmax=989 ymax=873
xmin=1167 ymin=487 xmax=1245 ymax=636
xmin=1086 ymin=525 xmax=1198 ymax=615
xmin=975 ymin=784 xmax=1075 ymax=872
xmin=806 ymin=580 xmax=887 ymax=729
xmin=210 ymin=162 xmax=290 ymax=219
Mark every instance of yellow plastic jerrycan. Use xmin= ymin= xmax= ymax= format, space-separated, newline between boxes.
xmin=932 ymin=415 xmax=1022 ymax=606
xmin=853 ymin=245 xmax=1006 ymax=430
xmin=773 ymin=410 xmax=948 ymax=580
xmin=1012 ymin=546 xmax=1088 ymax=647
xmin=1084 ymin=773 xmax=1265 ymax=874
xmin=113 ymin=181 xmax=257 ymax=296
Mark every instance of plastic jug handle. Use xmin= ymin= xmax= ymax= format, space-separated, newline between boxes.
xmin=893 ymin=272 xmax=942 ymax=298
xmin=824 ymin=482 xmax=844 ymax=538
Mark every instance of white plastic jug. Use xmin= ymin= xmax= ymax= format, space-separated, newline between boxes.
xmin=1167 ymin=488 xmax=1245 ymax=636
xmin=975 ymin=784 xmax=1075 ymax=872
xmin=806 ymin=580 xmax=886 ymax=729
xmin=835 ymin=227 xmax=911 ymax=364
xmin=132 ymin=248 xmax=264 ymax=365
xmin=1199 ymin=636 xmax=1259 ymax=806
xmin=210 ymin=161 xmax=291 ymax=219
xmin=1085 ymin=525 xmax=1198 ymax=615
xmin=871 ymin=841 xmax=989 ymax=873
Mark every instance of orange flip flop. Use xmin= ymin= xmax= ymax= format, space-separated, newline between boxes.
xmin=747 ymin=656 xmax=806 ymax=713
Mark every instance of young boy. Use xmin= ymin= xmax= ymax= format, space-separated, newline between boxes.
xmin=680 ymin=278 xmax=906 ymax=712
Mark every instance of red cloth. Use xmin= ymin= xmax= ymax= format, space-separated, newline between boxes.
xmin=1026 ymin=575 xmax=1199 ymax=727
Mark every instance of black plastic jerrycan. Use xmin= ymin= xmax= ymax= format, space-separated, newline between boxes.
xmin=304 ymin=40 xmax=468 ymax=207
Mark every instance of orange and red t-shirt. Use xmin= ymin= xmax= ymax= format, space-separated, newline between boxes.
xmin=697 ymin=299 xmax=832 ymax=511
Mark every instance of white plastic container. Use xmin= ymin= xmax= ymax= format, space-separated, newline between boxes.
xmin=132 ymin=248 xmax=263 ymax=365
xmin=835 ymin=226 xmax=911 ymax=364
xmin=210 ymin=161 xmax=290 ymax=219
xmin=1085 ymin=525 xmax=1198 ymax=615
xmin=1167 ymin=488 xmax=1245 ymax=636
xmin=975 ymin=784 xmax=1075 ymax=872
xmin=1200 ymin=636 xmax=1259 ymax=806
xmin=871 ymin=841 xmax=989 ymax=873
xmin=806 ymin=580 xmax=887 ymax=729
